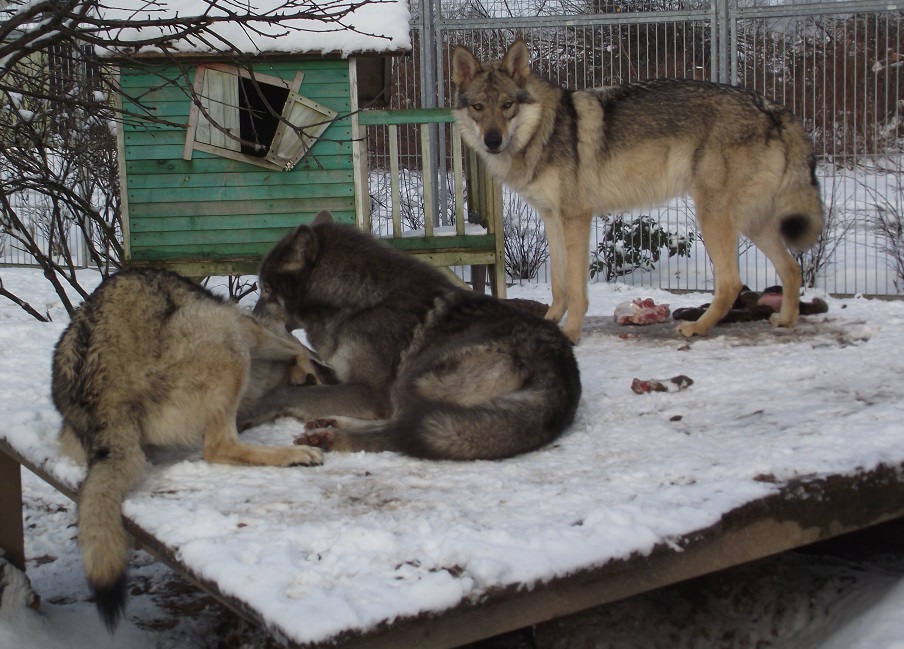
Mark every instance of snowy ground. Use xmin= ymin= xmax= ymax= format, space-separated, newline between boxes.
xmin=1 ymin=267 xmax=904 ymax=648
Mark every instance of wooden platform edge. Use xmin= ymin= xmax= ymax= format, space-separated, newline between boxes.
xmin=314 ymin=463 xmax=904 ymax=649
xmin=0 ymin=438 xmax=291 ymax=646
xmin=3 ymin=435 xmax=903 ymax=649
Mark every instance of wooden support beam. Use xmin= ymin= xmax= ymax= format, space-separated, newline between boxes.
xmin=0 ymin=449 xmax=25 ymax=570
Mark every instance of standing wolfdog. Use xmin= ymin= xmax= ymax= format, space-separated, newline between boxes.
xmin=451 ymin=40 xmax=825 ymax=342
xmin=51 ymin=268 xmax=323 ymax=631
xmin=252 ymin=210 xmax=582 ymax=461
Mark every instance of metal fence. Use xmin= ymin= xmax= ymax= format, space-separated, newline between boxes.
xmin=373 ymin=0 xmax=904 ymax=296
xmin=0 ymin=185 xmax=92 ymax=267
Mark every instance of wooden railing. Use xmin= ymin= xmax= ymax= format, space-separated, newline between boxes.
xmin=355 ymin=109 xmax=506 ymax=297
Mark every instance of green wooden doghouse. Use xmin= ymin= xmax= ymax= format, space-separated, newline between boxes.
xmin=106 ymin=7 xmax=506 ymax=295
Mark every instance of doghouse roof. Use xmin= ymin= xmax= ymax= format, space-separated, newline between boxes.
xmin=95 ymin=0 xmax=411 ymax=59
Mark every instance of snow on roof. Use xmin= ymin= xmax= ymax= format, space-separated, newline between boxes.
xmin=93 ymin=0 xmax=411 ymax=58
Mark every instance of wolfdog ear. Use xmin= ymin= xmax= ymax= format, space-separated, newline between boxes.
xmin=500 ymin=39 xmax=531 ymax=83
xmin=280 ymin=224 xmax=319 ymax=273
xmin=451 ymin=45 xmax=480 ymax=89
xmin=312 ymin=209 xmax=334 ymax=226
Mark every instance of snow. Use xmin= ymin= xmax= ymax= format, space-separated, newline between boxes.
xmin=90 ymin=0 xmax=411 ymax=57
xmin=1 ymin=267 xmax=904 ymax=647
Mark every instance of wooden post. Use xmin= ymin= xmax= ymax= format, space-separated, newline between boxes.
xmin=0 ymin=450 xmax=26 ymax=571
xmin=466 ymin=149 xmax=488 ymax=294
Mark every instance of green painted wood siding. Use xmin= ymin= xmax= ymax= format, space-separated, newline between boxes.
xmin=120 ymin=59 xmax=355 ymax=265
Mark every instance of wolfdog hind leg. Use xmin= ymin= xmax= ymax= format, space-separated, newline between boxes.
xmin=296 ymin=418 xmax=397 ymax=453
xmin=747 ymin=226 xmax=802 ymax=329
xmin=676 ymin=206 xmax=742 ymax=338
xmin=237 ymin=383 xmax=385 ymax=432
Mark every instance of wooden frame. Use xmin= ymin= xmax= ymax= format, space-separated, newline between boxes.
xmin=184 ymin=63 xmax=337 ymax=171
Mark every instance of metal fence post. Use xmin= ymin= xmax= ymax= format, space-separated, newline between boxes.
xmin=713 ymin=0 xmax=731 ymax=84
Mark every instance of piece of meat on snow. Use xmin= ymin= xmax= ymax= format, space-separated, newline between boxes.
xmin=631 ymin=375 xmax=694 ymax=394
xmin=614 ymin=298 xmax=671 ymax=325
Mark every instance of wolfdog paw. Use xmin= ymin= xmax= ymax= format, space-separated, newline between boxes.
xmin=288 ymin=445 xmax=324 ymax=467
xmin=676 ymin=321 xmax=704 ymax=338
xmin=768 ymin=312 xmax=797 ymax=329
xmin=295 ymin=427 xmax=336 ymax=450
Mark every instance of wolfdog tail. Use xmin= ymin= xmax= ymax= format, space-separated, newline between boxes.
xmin=775 ymin=119 xmax=825 ymax=251
xmin=76 ymin=425 xmax=147 ymax=631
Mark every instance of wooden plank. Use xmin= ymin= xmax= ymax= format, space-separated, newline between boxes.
xmin=132 ymin=227 xmax=309 ymax=247
xmin=130 ymin=243 xmax=277 ymax=259
xmin=127 ymin=197 xmax=354 ymax=220
xmin=357 ymin=108 xmax=455 ymax=126
xmin=125 ymin=131 xmax=195 ymax=146
xmin=452 ymin=125 xmax=465 ymax=235
xmin=489 ymin=166 xmax=507 ymax=298
xmin=420 ymin=123 xmax=434 ymax=237
xmin=389 ymin=124 xmax=401 ymax=237
xmin=127 ymin=258 xmax=264 ymax=277
xmin=118 ymin=59 xmax=354 ymax=88
xmin=123 ymin=139 xmax=354 ymax=162
xmin=349 ymin=57 xmax=370 ymax=231
xmin=183 ymin=64 xmax=205 ymax=160
xmin=128 ymin=212 xmax=345 ymax=233
xmin=127 ymin=182 xmax=354 ymax=204
xmin=381 ymin=235 xmax=497 ymax=252
xmin=125 ymin=168 xmax=353 ymax=190
xmin=268 ymin=83 xmax=341 ymax=170
xmin=126 ymin=155 xmax=354 ymax=176
xmin=398 ymin=250 xmax=498 ymax=267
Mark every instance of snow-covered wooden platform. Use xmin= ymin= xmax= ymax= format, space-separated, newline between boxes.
xmin=3 ymin=285 xmax=904 ymax=648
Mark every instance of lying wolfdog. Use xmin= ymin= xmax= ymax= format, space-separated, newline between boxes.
xmin=451 ymin=39 xmax=825 ymax=342
xmin=51 ymin=268 xmax=323 ymax=631
xmin=251 ymin=210 xmax=582 ymax=460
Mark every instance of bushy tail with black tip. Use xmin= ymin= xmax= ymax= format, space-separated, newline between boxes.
xmin=776 ymin=119 xmax=825 ymax=251
xmin=77 ymin=430 xmax=146 ymax=632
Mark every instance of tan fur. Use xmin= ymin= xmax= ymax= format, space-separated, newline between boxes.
xmin=452 ymin=40 xmax=825 ymax=342
xmin=51 ymin=268 xmax=322 ymax=631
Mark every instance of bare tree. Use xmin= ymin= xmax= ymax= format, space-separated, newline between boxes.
xmin=796 ymin=171 xmax=854 ymax=290
xmin=861 ymin=159 xmax=904 ymax=292
xmin=0 ymin=0 xmax=389 ymax=319
xmin=503 ymin=192 xmax=548 ymax=281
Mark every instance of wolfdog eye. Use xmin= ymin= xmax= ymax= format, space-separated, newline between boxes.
xmin=471 ymin=103 xmax=483 ymax=112
xmin=502 ymin=100 xmax=513 ymax=110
